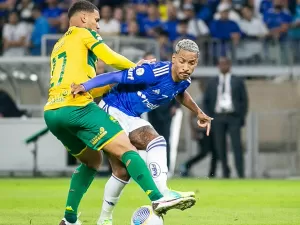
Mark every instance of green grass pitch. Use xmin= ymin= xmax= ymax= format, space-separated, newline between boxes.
xmin=1 ymin=178 xmax=300 ymax=225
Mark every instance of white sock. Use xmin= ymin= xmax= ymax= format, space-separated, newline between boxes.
xmin=97 ymin=174 xmax=129 ymax=224
xmin=138 ymin=150 xmax=147 ymax=162
xmin=146 ymin=136 xmax=169 ymax=193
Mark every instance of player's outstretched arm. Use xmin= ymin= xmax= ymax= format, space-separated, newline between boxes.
xmin=93 ymin=44 xmax=156 ymax=69
xmin=71 ymin=64 xmax=156 ymax=95
xmin=71 ymin=70 xmax=124 ymax=95
xmin=176 ymin=90 xmax=213 ymax=136
xmin=94 ymin=43 xmax=137 ymax=70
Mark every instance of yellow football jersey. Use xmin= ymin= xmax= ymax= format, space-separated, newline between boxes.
xmin=44 ymin=26 xmax=136 ymax=111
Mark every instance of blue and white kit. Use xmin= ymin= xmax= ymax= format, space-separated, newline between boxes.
xmin=83 ymin=61 xmax=191 ymax=134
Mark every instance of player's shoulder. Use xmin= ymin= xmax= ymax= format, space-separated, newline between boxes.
xmin=147 ymin=61 xmax=171 ymax=77
xmin=73 ymin=27 xmax=103 ymax=40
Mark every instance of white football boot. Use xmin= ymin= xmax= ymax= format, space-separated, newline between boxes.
xmin=152 ymin=190 xmax=196 ymax=215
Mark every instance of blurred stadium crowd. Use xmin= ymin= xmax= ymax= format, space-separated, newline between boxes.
xmin=0 ymin=0 xmax=300 ymax=63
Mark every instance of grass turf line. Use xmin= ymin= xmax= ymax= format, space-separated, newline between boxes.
xmin=0 ymin=179 xmax=299 ymax=225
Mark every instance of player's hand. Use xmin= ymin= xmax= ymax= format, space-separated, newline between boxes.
xmin=71 ymin=83 xmax=86 ymax=97
xmin=136 ymin=58 xmax=156 ymax=66
xmin=197 ymin=112 xmax=213 ymax=136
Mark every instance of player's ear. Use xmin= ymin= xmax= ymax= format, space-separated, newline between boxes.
xmin=81 ymin=13 xmax=87 ymax=24
xmin=171 ymin=53 xmax=176 ymax=64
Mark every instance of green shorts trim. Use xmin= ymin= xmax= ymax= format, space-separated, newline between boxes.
xmin=44 ymin=102 xmax=123 ymax=156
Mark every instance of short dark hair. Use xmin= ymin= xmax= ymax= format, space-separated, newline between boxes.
xmin=68 ymin=0 xmax=98 ymax=19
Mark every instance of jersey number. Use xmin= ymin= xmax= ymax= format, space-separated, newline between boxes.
xmin=50 ymin=51 xmax=67 ymax=87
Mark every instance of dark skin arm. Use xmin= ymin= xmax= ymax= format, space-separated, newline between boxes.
xmin=175 ymin=90 xmax=213 ymax=136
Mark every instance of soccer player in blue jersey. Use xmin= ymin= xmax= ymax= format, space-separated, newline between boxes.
xmin=71 ymin=39 xmax=213 ymax=225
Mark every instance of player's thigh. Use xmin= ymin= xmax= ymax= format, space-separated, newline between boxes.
xmin=103 ymin=131 xmax=137 ymax=160
xmin=44 ymin=109 xmax=86 ymax=156
xmin=105 ymin=152 xmax=130 ymax=181
xmin=129 ymin=125 xmax=160 ymax=150
xmin=75 ymin=102 xmax=125 ymax=152
xmin=101 ymin=101 xmax=158 ymax=150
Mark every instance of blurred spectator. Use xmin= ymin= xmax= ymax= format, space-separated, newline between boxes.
xmin=133 ymin=0 xmax=149 ymax=22
xmin=2 ymin=11 xmax=28 ymax=56
xmin=158 ymin=0 xmax=168 ymax=21
xmin=0 ymin=89 xmax=27 ymax=117
xmin=210 ymin=3 xmax=241 ymax=46
xmin=121 ymin=6 xmax=136 ymax=34
xmin=58 ymin=0 xmax=75 ymax=12
xmin=182 ymin=3 xmax=209 ymax=38
xmin=263 ymin=0 xmax=292 ymax=40
xmin=214 ymin=1 xmax=241 ymax=23
xmin=98 ymin=5 xmax=120 ymax=36
xmin=180 ymin=81 xmax=217 ymax=178
xmin=157 ymin=29 xmax=172 ymax=60
xmin=231 ymin=0 xmax=246 ymax=10
xmin=289 ymin=0 xmax=300 ymax=40
xmin=289 ymin=0 xmax=300 ymax=62
xmin=175 ymin=19 xmax=196 ymax=41
xmin=127 ymin=20 xmax=140 ymax=37
xmin=236 ymin=5 xmax=268 ymax=62
xmin=247 ymin=0 xmax=263 ymax=18
xmin=175 ymin=0 xmax=194 ymax=19
xmin=140 ymin=3 xmax=161 ymax=37
xmin=113 ymin=6 xmax=123 ymax=23
xmin=0 ymin=0 xmax=16 ymax=18
xmin=204 ymin=57 xmax=248 ymax=178
xmin=196 ymin=0 xmax=213 ymax=24
xmin=29 ymin=5 xmax=50 ymax=55
xmin=58 ymin=12 xmax=68 ymax=33
xmin=288 ymin=0 xmax=297 ymax=15
xmin=260 ymin=0 xmax=272 ymax=15
xmin=120 ymin=21 xmax=144 ymax=58
xmin=16 ymin=0 xmax=35 ymax=23
xmin=162 ymin=2 xmax=178 ymax=41
xmin=42 ymin=0 xmax=62 ymax=33
xmin=239 ymin=5 xmax=268 ymax=37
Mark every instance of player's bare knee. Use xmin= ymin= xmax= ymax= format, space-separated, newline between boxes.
xmin=81 ymin=158 xmax=101 ymax=170
xmin=78 ymin=150 xmax=102 ymax=170
xmin=113 ymin=167 xmax=130 ymax=181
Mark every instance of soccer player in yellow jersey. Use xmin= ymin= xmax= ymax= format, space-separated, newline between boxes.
xmin=43 ymin=1 xmax=189 ymax=225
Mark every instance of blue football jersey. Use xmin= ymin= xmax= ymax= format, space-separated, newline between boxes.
xmin=102 ymin=61 xmax=191 ymax=117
